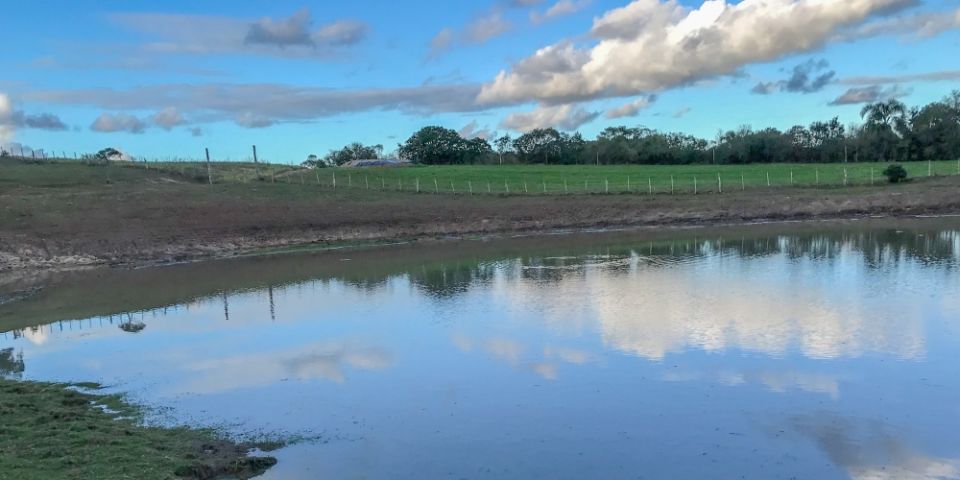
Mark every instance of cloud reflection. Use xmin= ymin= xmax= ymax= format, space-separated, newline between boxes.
xmin=178 ymin=341 xmax=392 ymax=394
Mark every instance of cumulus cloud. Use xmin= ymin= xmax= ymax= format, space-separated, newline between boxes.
xmin=0 ymin=93 xmax=68 ymax=143
xmin=90 ymin=113 xmax=147 ymax=134
xmin=605 ymin=95 xmax=656 ymax=119
xmin=829 ymin=85 xmax=909 ymax=106
xmin=751 ymin=59 xmax=836 ymax=95
xmin=109 ymin=9 xmax=368 ymax=58
xmin=0 ymin=95 xmax=13 ymax=144
xmin=531 ymin=0 xmax=592 ymax=24
xmin=501 ymin=104 xmax=599 ymax=132
xmin=478 ymin=0 xmax=916 ymax=106
xmin=151 ymin=107 xmax=185 ymax=130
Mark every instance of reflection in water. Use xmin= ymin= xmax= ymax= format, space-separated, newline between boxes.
xmin=0 ymin=348 xmax=24 ymax=379
xmin=1 ymin=223 xmax=959 ymax=479
xmin=786 ymin=414 xmax=960 ymax=480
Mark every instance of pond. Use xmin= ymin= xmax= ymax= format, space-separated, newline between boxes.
xmin=2 ymin=219 xmax=959 ymax=479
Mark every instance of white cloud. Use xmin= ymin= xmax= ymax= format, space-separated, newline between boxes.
xmin=109 ymin=9 xmax=368 ymax=58
xmin=478 ymin=0 xmax=917 ymax=106
xmin=151 ymin=107 xmax=185 ymax=130
xmin=501 ymin=104 xmax=599 ymax=132
xmin=605 ymin=95 xmax=655 ymax=119
xmin=90 ymin=113 xmax=146 ymax=134
xmin=0 ymin=94 xmax=14 ymax=144
xmin=531 ymin=0 xmax=592 ymax=24
xmin=458 ymin=120 xmax=495 ymax=140
xmin=837 ymin=6 xmax=960 ymax=41
xmin=466 ymin=11 xmax=512 ymax=44
xmin=0 ymin=92 xmax=68 ymax=142
xmin=235 ymin=112 xmax=274 ymax=129
xmin=428 ymin=28 xmax=456 ymax=59
xmin=672 ymin=106 xmax=691 ymax=118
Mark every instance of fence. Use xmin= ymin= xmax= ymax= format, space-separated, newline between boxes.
xmin=4 ymin=146 xmax=960 ymax=196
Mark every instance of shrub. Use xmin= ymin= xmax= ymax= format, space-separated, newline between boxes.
xmin=882 ymin=164 xmax=908 ymax=184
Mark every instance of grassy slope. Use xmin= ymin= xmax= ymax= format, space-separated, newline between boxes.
xmin=2 ymin=158 xmax=960 ymax=268
xmin=0 ymin=379 xmax=276 ymax=480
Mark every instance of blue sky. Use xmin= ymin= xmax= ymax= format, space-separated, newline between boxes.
xmin=1 ymin=0 xmax=958 ymax=162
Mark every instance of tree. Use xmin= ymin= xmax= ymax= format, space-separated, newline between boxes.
xmin=513 ymin=128 xmax=562 ymax=164
xmin=322 ymin=142 xmax=381 ymax=166
xmin=399 ymin=126 xmax=490 ymax=165
xmin=494 ymin=135 xmax=512 ymax=165
xmin=882 ymin=164 xmax=908 ymax=183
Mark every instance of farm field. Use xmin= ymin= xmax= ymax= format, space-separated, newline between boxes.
xmin=137 ymin=159 xmax=960 ymax=194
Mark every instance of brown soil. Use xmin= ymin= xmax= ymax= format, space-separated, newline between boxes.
xmin=1 ymin=176 xmax=958 ymax=270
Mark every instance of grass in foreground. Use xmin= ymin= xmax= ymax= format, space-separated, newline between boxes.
xmin=0 ymin=379 xmax=277 ymax=480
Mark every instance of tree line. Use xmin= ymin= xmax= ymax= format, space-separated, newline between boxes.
xmin=307 ymin=91 xmax=960 ymax=167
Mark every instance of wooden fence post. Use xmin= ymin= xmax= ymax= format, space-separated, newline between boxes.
xmin=205 ymin=148 xmax=212 ymax=185
xmin=671 ymin=175 xmax=675 ymax=194
xmin=766 ymin=171 xmax=770 ymax=187
xmin=694 ymin=176 xmax=697 ymax=195
xmin=717 ymin=173 xmax=722 ymax=194
xmin=648 ymin=177 xmax=652 ymax=195
xmin=252 ymin=145 xmax=261 ymax=180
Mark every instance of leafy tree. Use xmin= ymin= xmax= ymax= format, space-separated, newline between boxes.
xmin=399 ymin=126 xmax=490 ymax=165
xmin=322 ymin=142 xmax=381 ymax=166
xmin=494 ymin=135 xmax=512 ymax=165
xmin=883 ymin=164 xmax=908 ymax=183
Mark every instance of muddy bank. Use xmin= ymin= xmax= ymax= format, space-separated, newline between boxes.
xmin=1 ymin=176 xmax=959 ymax=270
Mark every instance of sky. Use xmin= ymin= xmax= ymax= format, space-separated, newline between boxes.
xmin=1 ymin=0 xmax=959 ymax=162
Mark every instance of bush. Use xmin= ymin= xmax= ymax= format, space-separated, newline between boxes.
xmin=882 ymin=164 xmax=908 ymax=183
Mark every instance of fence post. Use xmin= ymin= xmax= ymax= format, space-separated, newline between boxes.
xmin=627 ymin=176 xmax=631 ymax=192
xmin=205 ymin=148 xmax=212 ymax=185
xmin=252 ymin=145 xmax=261 ymax=180
xmin=671 ymin=175 xmax=675 ymax=194
xmin=843 ymin=168 xmax=848 ymax=186
xmin=694 ymin=176 xmax=697 ymax=195
xmin=740 ymin=172 xmax=745 ymax=191
xmin=605 ymin=178 xmax=609 ymax=194
xmin=542 ymin=179 xmax=546 ymax=193
xmin=564 ymin=178 xmax=568 ymax=194
xmin=648 ymin=177 xmax=652 ymax=195
xmin=450 ymin=180 xmax=455 ymax=194
xmin=928 ymin=160 xmax=933 ymax=177
xmin=524 ymin=179 xmax=528 ymax=193
xmin=870 ymin=168 xmax=874 ymax=185
xmin=332 ymin=171 xmax=337 ymax=188
xmin=487 ymin=181 xmax=491 ymax=194
xmin=766 ymin=172 xmax=770 ymax=187
xmin=434 ymin=178 xmax=439 ymax=193
xmin=416 ymin=177 xmax=420 ymax=193
xmin=469 ymin=181 xmax=473 ymax=194
xmin=790 ymin=170 xmax=794 ymax=186
xmin=382 ymin=177 xmax=386 ymax=189
xmin=316 ymin=170 xmax=320 ymax=185
xmin=816 ymin=169 xmax=819 ymax=187
xmin=505 ymin=179 xmax=509 ymax=194
xmin=717 ymin=173 xmax=722 ymax=194
xmin=348 ymin=174 xmax=352 ymax=188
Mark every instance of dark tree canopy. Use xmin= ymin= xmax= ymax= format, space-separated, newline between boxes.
xmin=399 ymin=126 xmax=491 ymax=165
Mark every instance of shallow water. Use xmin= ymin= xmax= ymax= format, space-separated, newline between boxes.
xmin=3 ymin=220 xmax=960 ymax=479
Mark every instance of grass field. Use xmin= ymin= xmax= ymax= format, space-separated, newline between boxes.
xmin=6 ymin=156 xmax=960 ymax=195
xmin=144 ymin=159 xmax=960 ymax=194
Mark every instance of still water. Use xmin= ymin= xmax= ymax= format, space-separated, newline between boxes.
xmin=2 ymin=220 xmax=960 ymax=479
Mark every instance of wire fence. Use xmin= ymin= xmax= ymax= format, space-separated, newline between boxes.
xmin=4 ymin=148 xmax=960 ymax=196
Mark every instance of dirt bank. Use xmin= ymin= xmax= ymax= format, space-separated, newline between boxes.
xmin=1 ymin=172 xmax=959 ymax=270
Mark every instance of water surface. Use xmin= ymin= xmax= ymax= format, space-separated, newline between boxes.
xmin=2 ymin=220 xmax=959 ymax=479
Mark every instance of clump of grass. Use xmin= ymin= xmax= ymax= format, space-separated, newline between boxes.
xmin=0 ymin=379 xmax=277 ymax=480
